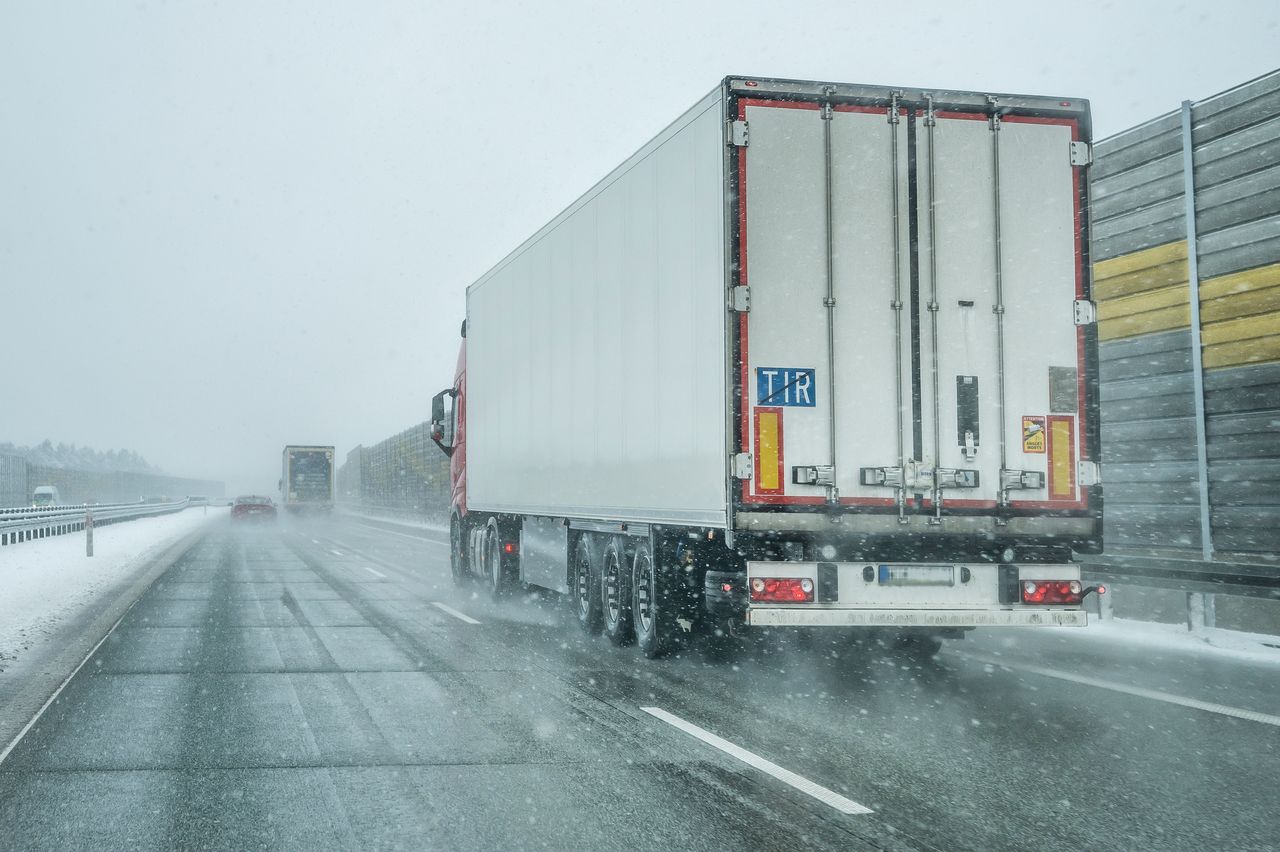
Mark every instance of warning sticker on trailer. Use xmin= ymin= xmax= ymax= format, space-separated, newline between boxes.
xmin=1022 ymin=416 xmax=1046 ymax=453
xmin=756 ymin=368 xmax=816 ymax=407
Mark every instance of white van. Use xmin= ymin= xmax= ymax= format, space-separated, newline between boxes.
xmin=32 ymin=486 xmax=61 ymax=507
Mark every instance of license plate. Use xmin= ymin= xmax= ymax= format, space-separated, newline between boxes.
xmin=878 ymin=564 xmax=955 ymax=587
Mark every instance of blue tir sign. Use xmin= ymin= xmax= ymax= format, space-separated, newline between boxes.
xmin=755 ymin=367 xmax=816 ymax=407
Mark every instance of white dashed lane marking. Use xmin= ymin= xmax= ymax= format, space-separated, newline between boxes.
xmin=431 ymin=602 xmax=480 ymax=625
xmin=640 ymin=706 xmax=873 ymax=815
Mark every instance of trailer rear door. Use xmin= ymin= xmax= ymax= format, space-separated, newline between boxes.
xmin=736 ymin=95 xmax=1088 ymax=517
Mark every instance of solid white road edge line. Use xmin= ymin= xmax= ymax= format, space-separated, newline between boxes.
xmin=432 ymin=601 xmax=481 ymax=625
xmin=0 ymin=604 xmax=135 ymax=768
xmin=640 ymin=706 xmax=873 ymax=815
xmin=360 ymin=564 xmax=387 ymax=579
xmin=961 ymin=652 xmax=1280 ymax=728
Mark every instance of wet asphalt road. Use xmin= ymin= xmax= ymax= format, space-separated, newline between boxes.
xmin=1 ymin=515 xmax=1277 ymax=851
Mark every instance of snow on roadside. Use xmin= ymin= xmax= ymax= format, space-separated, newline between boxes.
xmin=0 ymin=507 xmax=224 ymax=671
xmin=339 ymin=507 xmax=449 ymax=535
xmin=1057 ymin=617 xmax=1280 ymax=667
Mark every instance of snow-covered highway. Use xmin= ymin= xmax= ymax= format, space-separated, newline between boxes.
xmin=0 ymin=515 xmax=1276 ymax=850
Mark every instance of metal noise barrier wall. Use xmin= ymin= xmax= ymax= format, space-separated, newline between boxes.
xmin=1090 ymin=68 xmax=1280 ymax=592
xmin=0 ymin=454 xmax=27 ymax=507
xmin=0 ymin=454 xmax=224 ymax=507
xmin=336 ymin=423 xmax=450 ymax=519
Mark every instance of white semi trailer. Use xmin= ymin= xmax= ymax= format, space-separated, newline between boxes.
xmin=431 ymin=75 xmax=1104 ymax=658
xmin=280 ymin=445 xmax=335 ymax=513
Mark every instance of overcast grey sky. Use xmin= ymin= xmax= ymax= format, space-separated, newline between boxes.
xmin=1 ymin=0 xmax=1276 ymax=494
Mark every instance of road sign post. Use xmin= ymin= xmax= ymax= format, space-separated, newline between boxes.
xmin=85 ymin=508 xmax=94 ymax=557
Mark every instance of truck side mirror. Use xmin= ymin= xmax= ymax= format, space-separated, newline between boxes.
xmin=430 ymin=388 xmax=458 ymax=457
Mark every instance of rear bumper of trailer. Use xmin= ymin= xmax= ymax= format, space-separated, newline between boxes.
xmin=746 ymin=607 xmax=1087 ymax=628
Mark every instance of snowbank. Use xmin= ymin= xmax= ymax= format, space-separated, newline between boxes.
xmin=339 ymin=507 xmax=449 ymax=535
xmin=1057 ymin=617 xmax=1280 ymax=668
xmin=0 ymin=507 xmax=224 ymax=671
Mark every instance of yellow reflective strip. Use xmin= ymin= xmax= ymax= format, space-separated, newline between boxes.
xmin=758 ymin=411 xmax=780 ymax=492
xmin=1050 ymin=420 xmax=1073 ymax=498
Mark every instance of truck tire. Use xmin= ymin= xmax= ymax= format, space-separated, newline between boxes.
xmin=449 ymin=515 xmax=468 ymax=585
xmin=632 ymin=539 xmax=676 ymax=659
xmin=600 ymin=536 xmax=633 ymax=645
xmin=572 ymin=534 xmax=601 ymax=634
xmin=483 ymin=518 xmax=510 ymax=600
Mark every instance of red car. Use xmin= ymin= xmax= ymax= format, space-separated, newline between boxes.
xmin=231 ymin=495 xmax=277 ymax=522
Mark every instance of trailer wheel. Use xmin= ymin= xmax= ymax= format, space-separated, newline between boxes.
xmin=483 ymin=517 xmax=511 ymax=600
xmin=449 ymin=515 xmax=468 ymax=585
xmin=572 ymin=534 xmax=601 ymax=634
xmin=632 ymin=539 xmax=675 ymax=659
xmin=601 ymin=536 xmax=633 ymax=645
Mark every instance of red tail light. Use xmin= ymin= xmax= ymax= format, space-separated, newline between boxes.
xmin=1022 ymin=579 xmax=1083 ymax=605
xmin=502 ymin=542 xmax=516 ymax=554
xmin=750 ymin=577 xmax=814 ymax=603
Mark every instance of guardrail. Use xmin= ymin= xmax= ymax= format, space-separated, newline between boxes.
xmin=0 ymin=499 xmax=190 ymax=547
xmin=1082 ymin=549 xmax=1280 ymax=599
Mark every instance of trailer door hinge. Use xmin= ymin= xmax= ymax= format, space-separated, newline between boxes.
xmin=1073 ymin=299 xmax=1097 ymax=326
xmin=1078 ymin=460 xmax=1101 ymax=487
xmin=728 ymin=120 xmax=749 ymax=147
xmin=733 ymin=453 xmax=753 ymax=480
xmin=730 ymin=285 xmax=751 ymax=312
xmin=1070 ymin=141 xmax=1092 ymax=166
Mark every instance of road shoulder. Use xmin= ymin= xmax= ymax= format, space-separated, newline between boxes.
xmin=0 ymin=522 xmax=213 ymax=763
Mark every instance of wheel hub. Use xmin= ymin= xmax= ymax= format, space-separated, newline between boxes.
xmin=604 ymin=553 xmax=620 ymax=621
xmin=576 ymin=556 xmax=590 ymax=617
xmin=635 ymin=554 xmax=653 ymax=634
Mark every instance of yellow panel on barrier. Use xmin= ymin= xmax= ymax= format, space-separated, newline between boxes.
xmin=1099 ymin=303 xmax=1190 ymax=342
xmin=1200 ymin=261 xmax=1280 ymax=301
xmin=1201 ymin=310 xmax=1280 ymax=347
xmin=1200 ymin=262 xmax=1280 ymax=324
xmin=1204 ymin=337 xmax=1280 ymax=370
xmin=1094 ymin=240 xmax=1187 ymax=280
xmin=1098 ymin=283 xmax=1189 ymax=320
xmin=1094 ymin=241 xmax=1188 ymax=302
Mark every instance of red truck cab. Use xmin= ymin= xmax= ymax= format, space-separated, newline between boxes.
xmin=430 ymin=325 xmax=468 ymax=524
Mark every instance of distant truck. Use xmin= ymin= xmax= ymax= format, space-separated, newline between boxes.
xmin=431 ymin=75 xmax=1104 ymax=659
xmin=280 ymin=446 xmax=335 ymax=513
xmin=31 ymin=486 xmax=61 ymax=507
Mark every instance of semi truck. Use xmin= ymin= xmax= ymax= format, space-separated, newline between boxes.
xmin=431 ymin=75 xmax=1104 ymax=658
xmin=280 ymin=445 xmax=335 ymax=513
